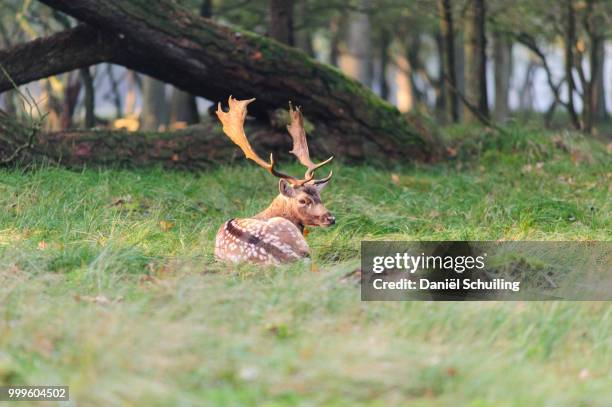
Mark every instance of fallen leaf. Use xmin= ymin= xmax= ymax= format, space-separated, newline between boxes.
xmin=139 ymin=274 xmax=160 ymax=285
xmin=391 ymin=173 xmax=400 ymax=185
xmin=159 ymin=220 xmax=174 ymax=231
xmin=110 ymin=195 xmax=133 ymax=207
xmin=75 ymin=294 xmax=111 ymax=305
xmin=38 ymin=240 xmax=47 ymax=250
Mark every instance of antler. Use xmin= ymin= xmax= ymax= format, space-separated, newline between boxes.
xmin=286 ymin=103 xmax=334 ymax=184
xmin=216 ymin=96 xmax=333 ymax=186
xmin=216 ymin=96 xmax=304 ymax=185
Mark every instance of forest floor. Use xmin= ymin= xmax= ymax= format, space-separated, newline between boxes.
xmin=0 ymin=126 xmax=610 ymax=405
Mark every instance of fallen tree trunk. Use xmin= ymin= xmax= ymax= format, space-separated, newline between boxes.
xmin=0 ymin=111 xmax=289 ymax=169
xmin=0 ymin=26 xmax=117 ymax=94
xmin=2 ymin=0 xmax=437 ymax=162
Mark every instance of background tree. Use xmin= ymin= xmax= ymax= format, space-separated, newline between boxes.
xmin=463 ymin=0 xmax=489 ymax=121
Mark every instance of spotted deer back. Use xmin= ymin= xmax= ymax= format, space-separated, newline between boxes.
xmin=215 ymin=217 xmax=309 ymax=264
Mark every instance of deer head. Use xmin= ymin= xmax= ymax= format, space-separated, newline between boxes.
xmin=216 ymin=97 xmax=335 ymax=230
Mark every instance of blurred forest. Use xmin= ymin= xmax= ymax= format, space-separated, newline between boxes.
xmin=0 ymin=0 xmax=611 ymax=167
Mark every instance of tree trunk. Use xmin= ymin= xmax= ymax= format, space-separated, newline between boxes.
xmin=80 ymin=67 xmax=96 ymax=127
xmin=269 ymin=0 xmax=294 ymax=46
xmin=564 ymin=0 xmax=581 ymax=130
xmin=493 ymin=32 xmax=512 ymax=121
xmin=593 ymin=39 xmax=607 ymax=122
xmin=1 ymin=91 xmax=17 ymax=115
xmin=168 ymin=0 xmax=211 ymax=128
xmin=340 ymin=1 xmax=373 ymax=87
xmin=582 ymin=0 xmax=606 ymax=131
xmin=328 ymin=15 xmax=345 ymax=67
xmin=106 ymin=64 xmax=123 ymax=119
xmin=406 ymin=36 xmax=425 ymax=105
xmin=378 ymin=28 xmax=391 ymax=101
xmin=463 ymin=0 xmax=488 ymax=122
xmin=455 ymin=33 xmax=465 ymax=121
xmin=7 ymin=0 xmax=436 ymax=161
xmin=170 ymin=90 xmax=199 ymax=126
xmin=294 ymin=0 xmax=314 ymax=57
xmin=0 ymin=26 xmax=117 ymax=93
xmin=124 ymin=70 xmax=138 ymax=116
xmin=59 ymin=71 xmax=82 ymax=130
xmin=0 ymin=111 xmax=275 ymax=169
xmin=519 ymin=61 xmax=536 ymax=111
xmin=395 ymin=54 xmax=414 ymax=113
xmin=200 ymin=0 xmax=212 ymax=18
xmin=434 ymin=33 xmax=446 ymax=112
xmin=140 ymin=76 xmax=167 ymax=131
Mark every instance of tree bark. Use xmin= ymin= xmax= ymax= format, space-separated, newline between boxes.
xmin=378 ymin=28 xmax=391 ymax=101
xmin=105 ymin=64 xmax=123 ymax=119
xmin=169 ymin=0 xmax=210 ymax=128
xmin=395 ymin=54 xmax=414 ymax=113
xmin=0 ymin=111 xmax=276 ymax=169
xmin=340 ymin=0 xmax=373 ymax=88
xmin=582 ymin=0 xmax=606 ymax=132
xmin=6 ymin=0 xmax=435 ymax=161
xmin=438 ymin=0 xmax=459 ymax=123
xmin=564 ymin=0 xmax=581 ymax=130
xmin=463 ymin=0 xmax=489 ymax=122
xmin=0 ymin=25 xmax=116 ymax=93
xmin=140 ymin=76 xmax=167 ymax=131
xmin=269 ymin=0 xmax=294 ymax=46
xmin=592 ymin=39 xmax=607 ymax=122
xmin=80 ymin=67 xmax=96 ymax=127
xmin=170 ymin=90 xmax=200 ymax=126
xmin=328 ymin=15 xmax=345 ymax=67
xmin=293 ymin=0 xmax=315 ymax=57
xmin=59 ymin=72 xmax=81 ymax=130
xmin=493 ymin=32 xmax=511 ymax=121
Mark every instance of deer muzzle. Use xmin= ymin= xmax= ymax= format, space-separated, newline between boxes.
xmin=322 ymin=213 xmax=336 ymax=226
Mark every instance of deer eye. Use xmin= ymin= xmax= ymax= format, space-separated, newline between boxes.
xmin=298 ymin=198 xmax=309 ymax=205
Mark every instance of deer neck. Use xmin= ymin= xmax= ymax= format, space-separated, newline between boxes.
xmin=253 ymin=195 xmax=304 ymax=233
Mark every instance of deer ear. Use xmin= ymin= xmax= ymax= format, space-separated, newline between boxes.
xmin=314 ymin=178 xmax=331 ymax=192
xmin=279 ymin=179 xmax=296 ymax=197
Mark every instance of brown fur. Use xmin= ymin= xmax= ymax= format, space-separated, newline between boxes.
xmin=215 ymin=182 xmax=334 ymax=264
xmin=214 ymin=97 xmax=335 ymax=264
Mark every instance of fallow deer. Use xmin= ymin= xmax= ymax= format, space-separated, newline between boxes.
xmin=214 ymin=97 xmax=335 ymax=264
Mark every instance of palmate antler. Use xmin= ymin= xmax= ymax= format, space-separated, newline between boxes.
xmin=286 ymin=103 xmax=334 ymax=185
xmin=216 ymin=96 xmax=333 ymax=186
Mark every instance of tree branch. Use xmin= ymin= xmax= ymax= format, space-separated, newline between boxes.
xmin=0 ymin=25 xmax=117 ymax=93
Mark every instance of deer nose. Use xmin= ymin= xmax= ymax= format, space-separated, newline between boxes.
xmin=325 ymin=214 xmax=336 ymax=225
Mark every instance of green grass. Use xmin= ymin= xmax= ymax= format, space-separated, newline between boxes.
xmin=0 ymin=126 xmax=610 ymax=406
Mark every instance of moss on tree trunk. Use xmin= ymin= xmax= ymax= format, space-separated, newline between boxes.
xmin=5 ymin=0 xmax=439 ymax=162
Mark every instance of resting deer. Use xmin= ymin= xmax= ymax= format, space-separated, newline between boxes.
xmin=214 ymin=97 xmax=335 ymax=264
